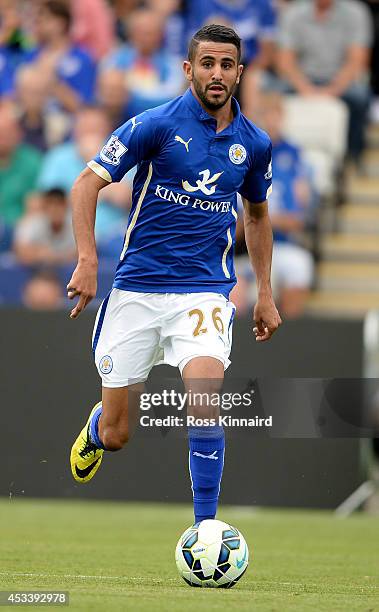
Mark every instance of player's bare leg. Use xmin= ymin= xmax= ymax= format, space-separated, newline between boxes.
xmin=70 ymin=383 xmax=143 ymax=483
xmin=183 ymin=357 xmax=224 ymax=420
xmin=182 ymin=357 xmax=225 ymax=524
xmin=98 ymin=384 xmax=143 ymax=450
xmin=183 ymin=356 xmax=224 ymax=383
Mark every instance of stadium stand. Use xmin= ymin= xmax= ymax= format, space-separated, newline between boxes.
xmin=307 ymin=122 xmax=379 ymax=316
xmin=0 ymin=0 xmax=377 ymax=319
xmin=282 ymin=95 xmax=348 ymax=198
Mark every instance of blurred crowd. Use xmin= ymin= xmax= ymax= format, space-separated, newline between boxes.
xmin=0 ymin=0 xmax=377 ymax=316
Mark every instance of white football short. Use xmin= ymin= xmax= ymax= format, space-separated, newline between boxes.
xmin=92 ymin=289 xmax=236 ymax=387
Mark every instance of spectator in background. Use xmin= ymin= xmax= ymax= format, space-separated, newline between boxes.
xmin=69 ymin=0 xmax=115 ymax=61
xmin=261 ymin=93 xmax=314 ymax=318
xmin=146 ymin=0 xmax=185 ymax=58
xmin=184 ymin=0 xmax=277 ymax=119
xmin=112 ymin=0 xmax=144 ymax=43
xmin=364 ymin=0 xmax=379 ymax=120
xmin=0 ymin=46 xmax=13 ymax=97
xmin=0 ymin=0 xmax=31 ymax=95
xmin=232 ymin=93 xmax=314 ymax=319
xmin=37 ymin=106 xmax=132 ymax=249
xmin=0 ymin=103 xmax=42 ymax=229
xmin=185 ymin=0 xmax=276 ymax=65
xmin=15 ymin=65 xmax=51 ymax=152
xmin=277 ymin=0 xmax=373 ymax=164
xmin=96 ymin=68 xmax=131 ymax=131
xmin=15 ymin=65 xmax=70 ymax=152
xmin=14 ymin=188 xmax=76 ymax=266
xmin=37 ymin=106 xmax=111 ymax=192
xmin=0 ymin=0 xmax=20 ymax=48
xmin=24 ymin=0 xmax=97 ymax=113
xmin=102 ymin=8 xmax=184 ymax=115
xmin=22 ymin=269 xmax=64 ymax=310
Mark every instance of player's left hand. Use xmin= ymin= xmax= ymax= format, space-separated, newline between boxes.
xmin=253 ymin=294 xmax=282 ymax=342
xmin=67 ymin=261 xmax=97 ymax=319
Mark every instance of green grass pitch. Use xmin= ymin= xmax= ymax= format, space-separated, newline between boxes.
xmin=0 ymin=498 xmax=377 ymax=611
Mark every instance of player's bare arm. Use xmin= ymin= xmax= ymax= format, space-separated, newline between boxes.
xmin=67 ymin=167 xmax=109 ymax=319
xmin=242 ymin=198 xmax=282 ymax=342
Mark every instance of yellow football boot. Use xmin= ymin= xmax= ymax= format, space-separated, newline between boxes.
xmin=70 ymin=402 xmax=104 ymax=483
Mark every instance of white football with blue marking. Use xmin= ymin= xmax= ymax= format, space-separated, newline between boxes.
xmin=175 ymin=519 xmax=249 ymax=588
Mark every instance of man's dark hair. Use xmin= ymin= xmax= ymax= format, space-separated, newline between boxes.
xmin=43 ymin=187 xmax=67 ymax=202
xmin=42 ymin=1 xmax=72 ymax=33
xmin=31 ymin=268 xmax=61 ymax=284
xmin=188 ymin=24 xmax=241 ymax=64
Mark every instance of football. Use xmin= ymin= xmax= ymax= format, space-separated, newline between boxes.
xmin=175 ymin=519 xmax=249 ymax=588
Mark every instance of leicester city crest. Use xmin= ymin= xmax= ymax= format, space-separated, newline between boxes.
xmin=99 ymin=355 xmax=113 ymax=374
xmin=229 ymin=143 xmax=247 ymax=165
xmin=100 ymin=135 xmax=127 ymax=166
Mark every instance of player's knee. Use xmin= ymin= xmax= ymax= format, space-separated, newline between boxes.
xmin=101 ymin=426 xmax=129 ymax=451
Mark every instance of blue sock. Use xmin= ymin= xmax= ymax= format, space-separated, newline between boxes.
xmin=188 ymin=425 xmax=225 ymax=523
xmin=89 ymin=405 xmax=106 ymax=450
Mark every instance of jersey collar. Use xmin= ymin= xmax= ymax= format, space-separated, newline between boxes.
xmin=183 ymin=88 xmax=241 ymax=135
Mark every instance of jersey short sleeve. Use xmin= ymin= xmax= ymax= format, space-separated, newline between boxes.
xmin=88 ymin=112 xmax=157 ymax=183
xmin=239 ymin=140 xmax=272 ymax=204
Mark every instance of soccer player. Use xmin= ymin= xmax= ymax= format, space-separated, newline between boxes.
xmin=69 ymin=24 xmax=281 ymax=524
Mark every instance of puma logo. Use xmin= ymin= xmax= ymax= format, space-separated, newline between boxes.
xmin=174 ymin=135 xmax=192 ymax=153
xmin=193 ymin=450 xmax=219 ymax=460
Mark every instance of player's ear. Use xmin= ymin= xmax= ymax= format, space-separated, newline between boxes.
xmin=183 ymin=60 xmax=193 ymax=82
xmin=236 ymin=64 xmax=244 ymax=85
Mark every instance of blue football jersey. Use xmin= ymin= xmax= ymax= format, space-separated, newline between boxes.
xmin=89 ymin=88 xmax=272 ymax=298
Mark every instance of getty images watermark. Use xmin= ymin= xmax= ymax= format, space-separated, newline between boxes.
xmin=138 ymin=390 xmax=273 ymax=428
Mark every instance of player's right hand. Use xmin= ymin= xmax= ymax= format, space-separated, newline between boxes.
xmin=253 ymin=294 xmax=282 ymax=342
xmin=67 ymin=261 xmax=97 ymax=319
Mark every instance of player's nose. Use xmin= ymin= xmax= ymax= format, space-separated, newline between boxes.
xmin=211 ymin=66 xmax=223 ymax=82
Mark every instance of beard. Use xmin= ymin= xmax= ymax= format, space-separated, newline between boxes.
xmin=192 ymin=73 xmax=236 ymax=111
